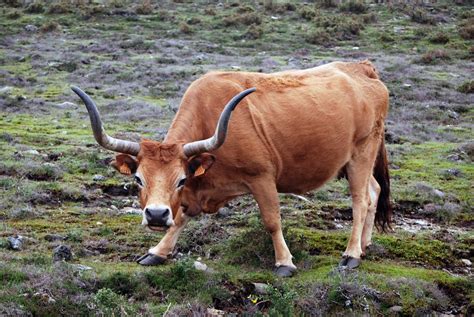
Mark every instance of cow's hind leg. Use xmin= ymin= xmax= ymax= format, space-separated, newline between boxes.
xmin=361 ymin=175 xmax=380 ymax=256
xmin=251 ymin=179 xmax=296 ymax=277
xmin=138 ymin=209 xmax=189 ymax=265
xmin=341 ymin=138 xmax=380 ymax=269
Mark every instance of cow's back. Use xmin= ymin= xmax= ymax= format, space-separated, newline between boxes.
xmin=169 ymin=61 xmax=389 ymax=194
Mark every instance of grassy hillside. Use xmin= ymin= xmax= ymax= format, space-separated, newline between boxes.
xmin=0 ymin=1 xmax=472 ymax=316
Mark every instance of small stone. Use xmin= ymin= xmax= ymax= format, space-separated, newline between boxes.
xmin=122 ymin=207 xmax=141 ymax=215
xmin=7 ymin=236 xmax=23 ymax=251
xmin=252 ymin=282 xmax=269 ymax=295
xmin=53 ymin=245 xmax=72 ymax=262
xmin=0 ymin=86 xmax=13 ymax=96
xmin=110 ymin=205 xmax=118 ymax=211
xmin=217 ymin=207 xmax=231 ymax=217
xmin=71 ymin=264 xmax=93 ymax=271
xmin=193 ymin=260 xmax=208 ymax=271
xmin=461 ymin=259 xmax=472 ymax=266
xmin=24 ymin=149 xmax=40 ymax=156
xmin=433 ymin=189 xmax=445 ymax=198
xmin=206 ymin=308 xmax=225 ymax=316
xmin=56 ymin=101 xmax=77 ymax=108
xmin=24 ymin=24 xmax=38 ymax=32
xmin=93 ymin=174 xmax=106 ymax=181
xmin=447 ymin=110 xmax=459 ymax=119
xmin=334 ymin=223 xmax=344 ymax=229
xmin=96 ymin=221 xmax=103 ymax=225
xmin=389 ymin=306 xmax=403 ymax=313
xmin=403 ymin=83 xmax=412 ymax=88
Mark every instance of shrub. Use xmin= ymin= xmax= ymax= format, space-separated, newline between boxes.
xmin=305 ymin=28 xmax=331 ymax=45
xmin=223 ymin=12 xmax=262 ymax=26
xmin=179 ymin=22 xmax=193 ymax=34
xmin=245 ymin=24 xmax=264 ymax=40
xmin=418 ymin=50 xmax=450 ymax=64
xmin=457 ymin=80 xmax=474 ymax=94
xmin=339 ymin=1 xmax=368 ymax=14
xmin=380 ymin=33 xmax=395 ymax=43
xmin=318 ymin=0 xmax=337 ymax=8
xmin=135 ymin=0 xmax=153 ymax=15
xmin=40 ymin=21 xmax=61 ymax=33
xmin=101 ymin=272 xmax=140 ymax=296
xmin=6 ymin=10 xmax=22 ymax=19
xmin=299 ymin=6 xmax=317 ymax=20
xmin=429 ymin=32 xmax=450 ymax=44
xmin=25 ymin=2 xmax=45 ymax=14
xmin=410 ymin=7 xmax=436 ymax=25
xmin=459 ymin=20 xmax=474 ymax=40
xmin=47 ymin=1 xmax=73 ymax=14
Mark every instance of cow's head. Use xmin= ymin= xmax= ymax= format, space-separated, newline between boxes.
xmin=71 ymin=86 xmax=254 ymax=231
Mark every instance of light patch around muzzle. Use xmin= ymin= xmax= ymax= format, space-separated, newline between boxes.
xmin=141 ymin=204 xmax=175 ymax=228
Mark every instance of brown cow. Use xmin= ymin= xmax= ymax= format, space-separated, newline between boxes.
xmin=72 ymin=60 xmax=391 ymax=277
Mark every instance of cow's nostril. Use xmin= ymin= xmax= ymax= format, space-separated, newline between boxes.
xmin=145 ymin=208 xmax=152 ymax=219
xmin=163 ymin=208 xmax=170 ymax=218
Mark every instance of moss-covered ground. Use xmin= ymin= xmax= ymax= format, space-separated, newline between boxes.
xmin=0 ymin=1 xmax=472 ymax=316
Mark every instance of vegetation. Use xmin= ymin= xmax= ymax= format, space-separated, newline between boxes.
xmin=0 ymin=0 xmax=472 ymax=315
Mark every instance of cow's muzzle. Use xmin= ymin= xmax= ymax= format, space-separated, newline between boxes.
xmin=144 ymin=205 xmax=173 ymax=229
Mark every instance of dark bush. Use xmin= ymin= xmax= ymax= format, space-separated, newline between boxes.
xmin=25 ymin=2 xmax=45 ymax=14
xmin=459 ymin=20 xmax=474 ymax=40
xmin=223 ymin=12 xmax=262 ymax=26
xmin=410 ymin=7 xmax=436 ymax=25
xmin=298 ymin=6 xmax=317 ymax=20
xmin=305 ymin=28 xmax=331 ymax=45
xmin=457 ymin=80 xmax=474 ymax=94
xmin=40 ymin=21 xmax=61 ymax=33
xmin=339 ymin=1 xmax=368 ymax=14
xmin=245 ymin=23 xmax=264 ymax=40
xmin=429 ymin=32 xmax=450 ymax=44
xmin=418 ymin=50 xmax=451 ymax=64
xmin=179 ymin=22 xmax=193 ymax=34
xmin=135 ymin=0 xmax=153 ymax=15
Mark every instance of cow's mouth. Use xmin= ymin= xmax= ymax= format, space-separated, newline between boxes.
xmin=147 ymin=225 xmax=169 ymax=232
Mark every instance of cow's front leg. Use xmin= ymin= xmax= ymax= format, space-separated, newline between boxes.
xmin=251 ymin=180 xmax=296 ymax=277
xmin=138 ymin=209 xmax=189 ymax=266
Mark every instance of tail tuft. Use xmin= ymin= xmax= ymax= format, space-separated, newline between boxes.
xmin=373 ymin=137 xmax=392 ymax=232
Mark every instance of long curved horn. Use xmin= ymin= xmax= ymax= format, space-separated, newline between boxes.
xmin=71 ymin=86 xmax=140 ymax=156
xmin=183 ymin=87 xmax=256 ymax=157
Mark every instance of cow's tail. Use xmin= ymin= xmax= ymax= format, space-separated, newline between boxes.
xmin=373 ymin=135 xmax=392 ymax=232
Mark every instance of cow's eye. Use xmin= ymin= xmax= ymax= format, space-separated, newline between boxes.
xmin=177 ymin=178 xmax=186 ymax=188
xmin=134 ymin=175 xmax=143 ymax=187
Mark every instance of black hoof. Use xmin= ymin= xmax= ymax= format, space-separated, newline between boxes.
xmin=136 ymin=253 xmax=167 ymax=266
xmin=274 ymin=265 xmax=297 ymax=277
xmin=339 ymin=256 xmax=361 ymax=269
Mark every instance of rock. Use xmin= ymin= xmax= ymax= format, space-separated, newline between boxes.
xmin=441 ymin=202 xmax=461 ymax=215
xmin=7 ymin=236 xmax=23 ymax=251
xmin=193 ymin=260 xmax=208 ymax=271
xmin=252 ymin=282 xmax=269 ymax=295
xmin=24 ymin=149 xmax=40 ymax=156
xmin=122 ymin=207 xmax=141 ymax=215
xmin=0 ymin=86 xmax=13 ymax=96
xmin=206 ymin=308 xmax=225 ymax=316
xmin=461 ymin=259 xmax=472 ymax=266
xmin=441 ymin=168 xmax=462 ymax=179
xmin=93 ymin=174 xmax=106 ymax=181
xmin=56 ymin=101 xmax=77 ymax=108
xmin=432 ymin=189 xmax=445 ymax=199
xmin=217 ymin=207 xmax=231 ymax=217
xmin=447 ymin=110 xmax=459 ymax=119
xmin=53 ymin=245 xmax=72 ymax=262
xmin=33 ymin=292 xmax=56 ymax=304
xmin=44 ymin=234 xmax=66 ymax=242
xmin=389 ymin=305 xmax=403 ymax=313
xmin=402 ymin=83 xmax=412 ymax=88
xmin=334 ymin=223 xmax=344 ymax=229
xmin=71 ymin=264 xmax=93 ymax=271
xmin=24 ymin=24 xmax=38 ymax=32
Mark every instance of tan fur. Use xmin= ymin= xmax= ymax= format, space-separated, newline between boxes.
xmin=116 ymin=61 xmax=391 ymax=265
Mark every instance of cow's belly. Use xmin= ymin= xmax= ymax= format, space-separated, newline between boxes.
xmin=275 ymin=138 xmax=351 ymax=194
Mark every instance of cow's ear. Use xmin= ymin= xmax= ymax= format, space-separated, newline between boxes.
xmin=111 ymin=154 xmax=138 ymax=175
xmin=187 ymin=153 xmax=215 ymax=177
